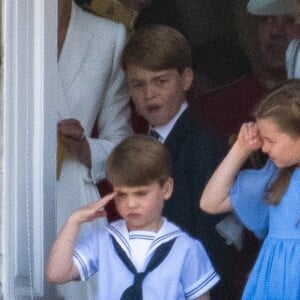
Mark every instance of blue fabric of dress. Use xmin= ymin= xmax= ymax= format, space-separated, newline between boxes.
xmin=230 ymin=160 xmax=300 ymax=300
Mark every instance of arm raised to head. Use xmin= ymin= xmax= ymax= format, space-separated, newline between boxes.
xmin=200 ymin=122 xmax=263 ymax=214
xmin=45 ymin=193 xmax=115 ymax=283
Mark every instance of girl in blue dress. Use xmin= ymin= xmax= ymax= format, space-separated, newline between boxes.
xmin=200 ymin=80 xmax=300 ymax=300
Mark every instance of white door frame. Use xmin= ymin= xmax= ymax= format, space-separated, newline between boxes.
xmin=2 ymin=0 xmax=57 ymax=298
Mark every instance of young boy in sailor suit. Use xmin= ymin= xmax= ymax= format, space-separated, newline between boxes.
xmin=46 ymin=135 xmax=219 ymax=299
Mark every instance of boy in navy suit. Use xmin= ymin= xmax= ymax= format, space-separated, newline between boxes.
xmin=121 ymin=25 xmax=239 ymax=299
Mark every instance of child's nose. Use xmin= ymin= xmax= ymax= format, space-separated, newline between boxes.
xmin=144 ymin=84 xmax=155 ymax=100
xmin=127 ymin=197 xmax=138 ymax=208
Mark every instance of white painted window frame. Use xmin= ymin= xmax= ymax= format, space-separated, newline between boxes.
xmin=2 ymin=0 xmax=57 ymax=299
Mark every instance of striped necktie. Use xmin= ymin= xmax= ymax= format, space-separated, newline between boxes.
xmin=149 ymin=129 xmax=160 ymax=140
xmin=112 ymin=236 xmax=176 ymax=300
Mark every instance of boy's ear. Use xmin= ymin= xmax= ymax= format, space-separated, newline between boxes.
xmin=162 ymin=177 xmax=174 ymax=201
xmin=182 ymin=68 xmax=194 ymax=91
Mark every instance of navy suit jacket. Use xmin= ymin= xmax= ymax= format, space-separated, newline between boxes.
xmin=164 ymin=108 xmax=237 ymax=299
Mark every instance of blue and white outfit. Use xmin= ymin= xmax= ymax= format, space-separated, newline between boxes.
xmin=230 ymin=160 xmax=300 ymax=300
xmin=73 ymin=218 xmax=220 ymax=299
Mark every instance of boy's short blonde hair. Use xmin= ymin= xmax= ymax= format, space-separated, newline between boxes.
xmin=106 ymin=135 xmax=172 ymax=187
xmin=121 ymin=25 xmax=191 ymax=73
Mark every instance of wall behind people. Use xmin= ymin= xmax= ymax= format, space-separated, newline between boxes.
xmin=232 ymin=0 xmax=261 ymax=72
xmin=136 ymin=0 xmax=238 ymax=48
xmin=176 ymin=0 xmax=237 ymax=48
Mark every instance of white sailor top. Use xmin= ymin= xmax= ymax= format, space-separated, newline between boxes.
xmin=73 ymin=218 xmax=220 ymax=300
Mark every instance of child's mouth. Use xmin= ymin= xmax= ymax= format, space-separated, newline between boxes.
xmin=147 ymin=104 xmax=161 ymax=112
xmin=127 ymin=213 xmax=141 ymax=219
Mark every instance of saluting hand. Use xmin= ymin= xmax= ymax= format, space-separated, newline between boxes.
xmin=69 ymin=192 xmax=116 ymax=226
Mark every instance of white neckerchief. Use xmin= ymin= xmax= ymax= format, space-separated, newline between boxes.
xmin=107 ymin=218 xmax=182 ymax=260
xmin=128 ymin=230 xmax=156 ymax=272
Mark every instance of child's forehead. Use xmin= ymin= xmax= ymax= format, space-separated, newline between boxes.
xmin=126 ymin=65 xmax=179 ymax=79
xmin=113 ymin=181 xmax=161 ymax=192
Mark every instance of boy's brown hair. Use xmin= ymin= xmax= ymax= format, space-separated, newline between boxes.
xmin=121 ymin=25 xmax=191 ymax=73
xmin=106 ymin=135 xmax=172 ymax=187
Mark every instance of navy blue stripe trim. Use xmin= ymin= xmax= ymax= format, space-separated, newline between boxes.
xmin=107 ymin=225 xmax=131 ymax=253
xmin=185 ymin=271 xmax=218 ymax=298
xmin=73 ymin=250 xmax=89 ymax=281
xmin=129 ymin=234 xmax=155 ymax=240
xmin=151 ymin=230 xmax=181 ymax=249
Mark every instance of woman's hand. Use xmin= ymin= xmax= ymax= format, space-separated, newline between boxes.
xmin=58 ymin=118 xmax=85 ymax=145
xmin=57 ymin=118 xmax=92 ymax=167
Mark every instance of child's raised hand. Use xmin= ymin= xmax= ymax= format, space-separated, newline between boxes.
xmin=69 ymin=192 xmax=116 ymax=225
xmin=236 ymin=122 xmax=263 ymax=154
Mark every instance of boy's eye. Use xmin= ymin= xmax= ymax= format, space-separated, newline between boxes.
xmin=133 ymin=84 xmax=142 ymax=89
xmin=156 ymin=78 xmax=167 ymax=85
xmin=130 ymin=82 xmax=143 ymax=89
xmin=115 ymin=193 xmax=126 ymax=199
xmin=135 ymin=191 xmax=148 ymax=196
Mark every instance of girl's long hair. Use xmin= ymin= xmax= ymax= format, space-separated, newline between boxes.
xmin=253 ymin=80 xmax=300 ymax=204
